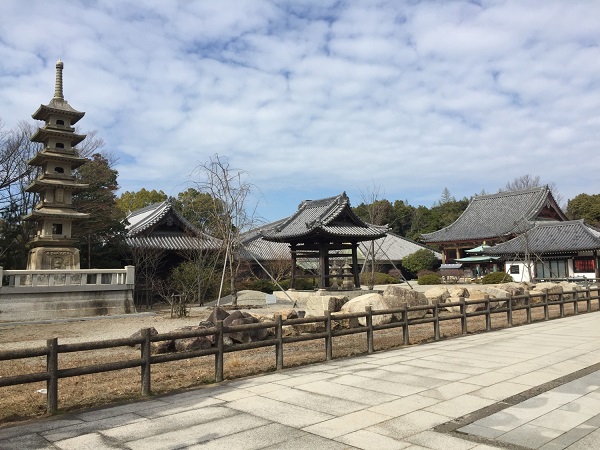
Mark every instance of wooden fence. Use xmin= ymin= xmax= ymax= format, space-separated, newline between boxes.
xmin=1 ymin=287 xmax=599 ymax=415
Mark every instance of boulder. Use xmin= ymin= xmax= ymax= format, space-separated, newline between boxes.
xmin=557 ymin=282 xmax=585 ymax=300
xmin=530 ymin=282 xmax=563 ymax=304
xmin=150 ymin=340 xmax=174 ymax=354
xmin=331 ymin=311 xmax=360 ymax=329
xmin=305 ymin=295 xmax=349 ymax=317
xmin=381 ymin=285 xmax=429 ymax=320
xmin=207 ymin=307 xmax=229 ymax=324
xmin=174 ymin=336 xmax=212 ymax=352
xmin=340 ymin=293 xmax=392 ymax=326
xmin=465 ymin=289 xmax=494 ymax=312
xmin=424 ymin=286 xmax=450 ymax=305
xmin=130 ymin=327 xmax=158 ymax=349
xmin=273 ymin=309 xmax=298 ymax=320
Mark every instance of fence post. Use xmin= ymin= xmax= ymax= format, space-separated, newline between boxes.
xmin=460 ymin=298 xmax=467 ymax=335
xmin=433 ymin=303 xmax=440 ymax=341
xmin=559 ymin=292 xmax=564 ymax=318
xmin=366 ymin=306 xmax=374 ymax=354
xmin=507 ymin=294 xmax=513 ymax=327
xmin=402 ymin=304 xmax=409 ymax=345
xmin=325 ymin=310 xmax=333 ymax=361
xmin=215 ymin=321 xmax=224 ymax=382
xmin=276 ymin=315 xmax=283 ymax=370
xmin=46 ymin=338 xmax=58 ymax=415
xmin=573 ymin=291 xmax=579 ymax=315
xmin=586 ymin=287 xmax=592 ymax=313
xmin=141 ymin=328 xmax=151 ymax=396
xmin=543 ymin=291 xmax=549 ymax=320
xmin=485 ymin=295 xmax=491 ymax=332
xmin=526 ymin=293 xmax=532 ymax=324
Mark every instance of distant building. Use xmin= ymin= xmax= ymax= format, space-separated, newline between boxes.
xmin=421 ymin=187 xmax=567 ymax=264
xmin=483 ymin=220 xmax=600 ymax=282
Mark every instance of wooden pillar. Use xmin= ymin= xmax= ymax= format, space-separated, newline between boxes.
xmin=352 ymin=242 xmax=360 ymax=288
xmin=319 ymin=241 xmax=329 ymax=288
xmin=290 ymin=244 xmax=297 ymax=289
xmin=595 ymin=250 xmax=599 ymax=280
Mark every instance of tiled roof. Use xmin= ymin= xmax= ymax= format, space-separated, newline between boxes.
xmin=240 ymin=227 xmax=440 ymax=263
xmin=124 ymin=200 xmax=221 ymax=250
xmin=261 ymin=192 xmax=388 ymax=242
xmin=358 ymin=232 xmax=442 ymax=262
xmin=421 ymin=186 xmax=567 ymax=243
xmin=483 ymin=220 xmax=600 ymax=255
xmin=125 ymin=234 xmax=218 ymax=251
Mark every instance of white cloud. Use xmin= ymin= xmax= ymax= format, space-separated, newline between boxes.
xmin=0 ymin=0 xmax=599 ymax=221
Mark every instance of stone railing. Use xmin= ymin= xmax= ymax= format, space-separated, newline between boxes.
xmin=0 ymin=266 xmax=134 ymax=293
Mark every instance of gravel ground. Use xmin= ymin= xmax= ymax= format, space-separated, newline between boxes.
xmin=0 ymin=283 xmax=448 ymax=350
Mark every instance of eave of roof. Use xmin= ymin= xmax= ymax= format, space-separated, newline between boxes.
xmin=483 ymin=220 xmax=600 ymax=255
xmin=421 ymin=186 xmax=566 ymax=244
xmin=261 ymin=192 xmax=387 ymax=243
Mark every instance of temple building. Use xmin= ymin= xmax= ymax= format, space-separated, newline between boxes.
xmin=24 ymin=60 xmax=90 ymax=270
xmin=421 ymin=187 xmax=567 ymax=264
xmin=260 ymin=192 xmax=388 ymax=289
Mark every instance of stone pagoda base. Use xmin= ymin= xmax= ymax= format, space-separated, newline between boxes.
xmin=27 ymin=247 xmax=81 ymax=270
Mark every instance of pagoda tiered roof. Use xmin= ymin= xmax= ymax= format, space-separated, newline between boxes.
xmin=261 ymin=192 xmax=388 ymax=243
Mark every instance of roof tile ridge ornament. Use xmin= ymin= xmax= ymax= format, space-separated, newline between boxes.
xmin=54 ymin=59 xmax=64 ymax=100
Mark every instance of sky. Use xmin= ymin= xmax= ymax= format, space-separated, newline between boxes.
xmin=1 ymin=0 xmax=599 ymax=223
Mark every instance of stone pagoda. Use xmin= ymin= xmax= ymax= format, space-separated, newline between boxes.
xmin=24 ymin=60 xmax=89 ymax=270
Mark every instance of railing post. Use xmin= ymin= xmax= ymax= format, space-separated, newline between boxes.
xmin=125 ymin=265 xmax=135 ymax=285
xmin=526 ymin=293 xmax=532 ymax=324
xmin=586 ymin=287 xmax=592 ymax=313
xmin=275 ymin=315 xmax=283 ymax=370
xmin=215 ymin=321 xmax=224 ymax=382
xmin=433 ymin=303 xmax=440 ymax=341
xmin=485 ymin=295 xmax=491 ymax=332
xmin=402 ymin=304 xmax=409 ymax=345
xmin=141 ymin=328 xmax=151 ymax=395
xmin=325 ymin=310 xmax=332 ymax=361
xmin=559 ymin=292 xmax=565 ymax=318
xmin=543 ymin=291 xmax=549 ymax=320
xmin=366 ymin=306 xmax=374 ymax=354
xmin=573 ymin=291 xmax=579 ymax=315
xmin=507 ymin=294 xmax=513 ymax=327
xmin=460 ymin=298 xmax=467 ymax=335
xmin=46 ymin=338 xmax=58 ymax=415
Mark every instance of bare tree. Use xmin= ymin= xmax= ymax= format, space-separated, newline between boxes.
xmin=360 ymin=183 xmax=389 ymax=289
xmin=192 ymin=154 xmax=257 ymax=307
xmin=501 ymin=174 xmax=564 ymax=206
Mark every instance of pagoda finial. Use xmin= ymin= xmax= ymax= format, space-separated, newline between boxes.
xmin=54 ymin=59 xmax=64 ymax=100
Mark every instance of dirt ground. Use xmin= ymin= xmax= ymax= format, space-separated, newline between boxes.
xmin=0 ymin=290 xmax=596 ymax=428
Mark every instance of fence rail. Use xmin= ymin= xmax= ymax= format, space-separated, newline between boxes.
xmin=1 ymin=287 xmax=599 ymax=415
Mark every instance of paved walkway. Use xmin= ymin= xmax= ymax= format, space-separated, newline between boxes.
xmin=1 ymin=313 xmax=600 ymax=449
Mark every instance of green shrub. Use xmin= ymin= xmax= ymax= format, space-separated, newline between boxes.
xmin=481 ymin=272 xmax=513 ymax=284
xmin=238 ymin=278 xmax=277 ymax=293
xmin=360 ymin=271 xmax=398 ymax=286
xmin=418 ymin=273 xmax=442 ymax=285
xmin=402 ymin=249 xmax=439 ymax=274
xmin=279 ymin=277 xmax=317 ymax=290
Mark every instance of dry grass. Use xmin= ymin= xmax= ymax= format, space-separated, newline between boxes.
xmin=0 ymin=301 xmax=597 ymax=427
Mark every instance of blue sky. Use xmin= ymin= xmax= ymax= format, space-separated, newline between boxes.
xmin=1 ymin=0 xmax=599 ymax=223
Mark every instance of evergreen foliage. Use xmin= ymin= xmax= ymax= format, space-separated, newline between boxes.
xmin=73 ymin=153 xmax=127 ymax=268
xmin=481 ymin=272 xmax=513 ymax=284
xmin=567 ymin=193 xmax=600 ymax=227
xmin=401 ymin=249 xmax=439 ymax=274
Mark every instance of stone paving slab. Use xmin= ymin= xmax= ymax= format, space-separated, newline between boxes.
xmin=1 ymin=312 xmax=600 ymax=449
